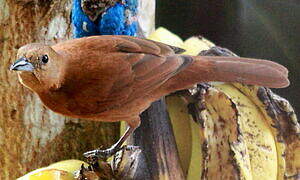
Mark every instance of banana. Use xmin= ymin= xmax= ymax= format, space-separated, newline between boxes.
xmin=147 ymin=27 xmax=185 ymax=48
xmin=18 ymin=168 xmax=74 ymax=180
xmin=165 ymin=96 xmax=193 ymax=175
xmin=198 ymin=86 xmax=252 ymax=180
xmin=17 ymin=160 xmax=89 ymax=180
xmin=231 ymin=83 xmax=300 ymax=179
xmin=182 ymin=36 xmax=215 ymax=56
xmin=48 ymin=160 xmax=89 ymax=174
xmin=213 ymin=84 xmax=278 ymax=179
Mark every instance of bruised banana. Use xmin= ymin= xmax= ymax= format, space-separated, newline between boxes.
xmin=148 ymin=27 xmax=299 ymax=180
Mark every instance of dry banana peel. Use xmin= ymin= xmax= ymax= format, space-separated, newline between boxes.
xmin=194 ymin=85 xmax=250 ymax=179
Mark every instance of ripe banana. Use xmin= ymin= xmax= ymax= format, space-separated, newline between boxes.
xmin=17 ymin=160 xmax=89 ymax=180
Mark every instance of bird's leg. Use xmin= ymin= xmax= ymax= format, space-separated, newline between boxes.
xmin=83 ymin=126 xmax=137 ymax=160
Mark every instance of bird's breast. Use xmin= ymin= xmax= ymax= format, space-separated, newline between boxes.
xmin=37 ymin=89 xmax=115 ymax=119
xmin=37 ymin=88 xmax=156 ymax=123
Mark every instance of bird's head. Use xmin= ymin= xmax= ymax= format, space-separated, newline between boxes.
xmin=10 ymin=43 xmax=63 ymax=91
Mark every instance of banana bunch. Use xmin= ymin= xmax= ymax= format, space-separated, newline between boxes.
xmin=148 ymin=27 xmax=300 ymax=180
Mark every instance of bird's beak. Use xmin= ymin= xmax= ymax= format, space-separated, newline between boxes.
xmin=10 ymin=57 xmax=34 ymax=72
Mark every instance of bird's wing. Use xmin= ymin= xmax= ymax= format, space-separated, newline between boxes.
xmin=100 ymin=36 xmax=192 ymax=108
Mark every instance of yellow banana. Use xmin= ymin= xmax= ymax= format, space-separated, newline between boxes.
xmin=147 ymin=27 xmax=185 ymax=47
xmin=18 ymin=169 xmax=74 ymax=180
xmin=165 ymin=96 xmax=193 ymax=175
xmin=213 ymin=84 xmax=278 ymax=179
xmin=198 ymin=86 xmax=252 ymax=179
xmin=17 ymin=160 xmax=88 ymax=180
xmin=182 ymin=36 xmax=214 ymax=56
xmin=231 ymin=83 xmax=300 ymax=179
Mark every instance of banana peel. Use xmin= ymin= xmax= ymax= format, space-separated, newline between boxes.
xmin=213 ymin=84 xmax=278 ymax=179
xmin=198 ymin=86 xmax=251 ymax=179
xmin=231 ymin=83 xmax=300 ymax=179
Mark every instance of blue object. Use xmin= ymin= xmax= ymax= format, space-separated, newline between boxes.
xmin=125 ymin=0 xmax=138 ymax=14
xmin=71 ymin=0 xmax=138 ymax=38
xmin=71 ymin=0 xmax=98 ymax=38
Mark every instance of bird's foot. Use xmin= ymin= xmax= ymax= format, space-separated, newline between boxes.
xmin=83 ymin=145 xmax=139 ymax=162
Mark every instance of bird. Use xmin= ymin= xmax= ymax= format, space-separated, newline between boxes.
xmin=10 ymin=35 xmax=289 ymax=159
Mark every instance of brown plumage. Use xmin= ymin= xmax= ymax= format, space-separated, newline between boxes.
xmin=10 ymin=35 xmax=289 ymax=158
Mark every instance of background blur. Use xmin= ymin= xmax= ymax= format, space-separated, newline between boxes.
xmin=156 ymin=0 xmax=299 ymax=117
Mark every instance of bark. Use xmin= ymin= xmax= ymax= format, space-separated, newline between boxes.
xmin=0 ymin=1 xmax=118 ymax=179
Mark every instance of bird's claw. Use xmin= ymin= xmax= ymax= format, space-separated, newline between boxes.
xmin=122 ymin=145 xmax=140 ymax=151
xmin=83 ymin=147 xmax=118 ymax=161
xmin=83 ymin=145 xmax=140 ymax=162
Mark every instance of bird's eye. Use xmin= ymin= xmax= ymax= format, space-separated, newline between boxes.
xmin=41 ymin=55 xmax=49 ymax=64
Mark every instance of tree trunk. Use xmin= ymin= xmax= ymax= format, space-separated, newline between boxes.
xmin=0 ymin=1 xmax=118 ymax=179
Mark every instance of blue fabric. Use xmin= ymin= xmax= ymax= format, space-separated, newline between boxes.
xmin=98 ymin=3 xmax=126 ymax=35
xmin=71 ymin=0 xmax=138 ymax=38
xmin=71 ymin=0 xmax=98 ymax=38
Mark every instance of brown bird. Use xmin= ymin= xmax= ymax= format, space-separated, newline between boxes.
xmin=10 ymin=35 xmax=289 ymax=159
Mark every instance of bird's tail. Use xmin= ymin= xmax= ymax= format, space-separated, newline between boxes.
xmin=158 ymin=56 xmax=289 ymax=95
